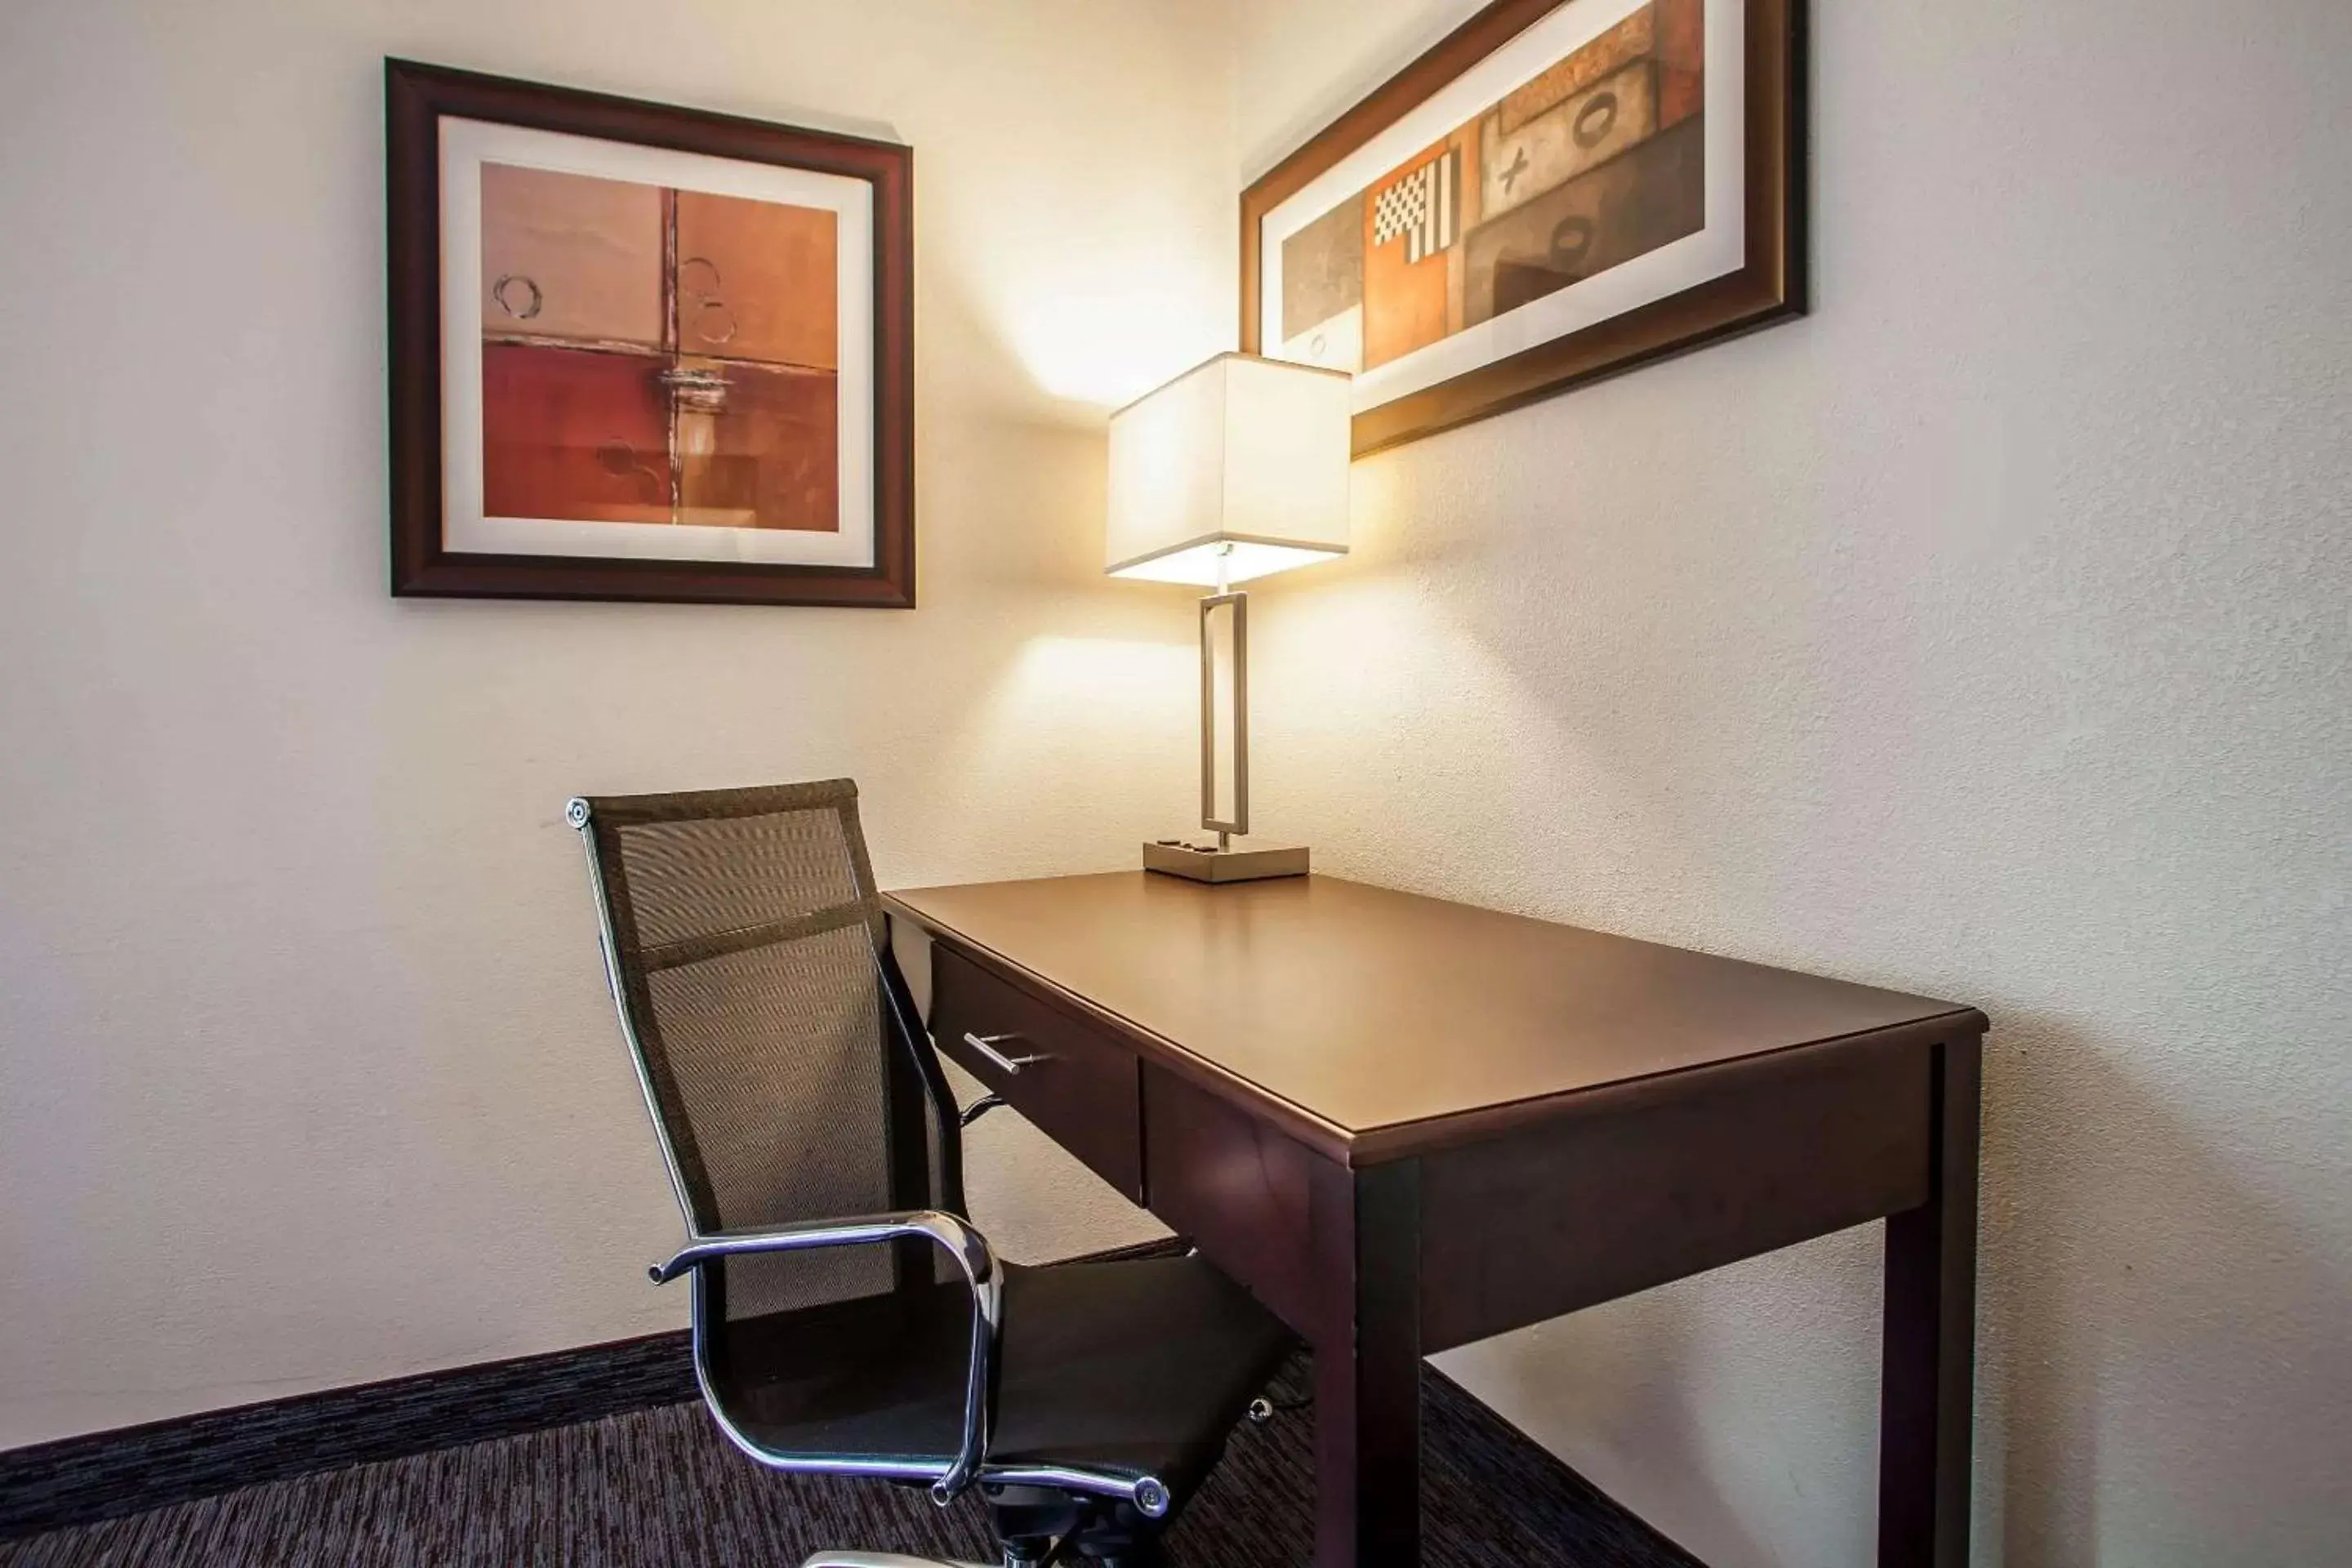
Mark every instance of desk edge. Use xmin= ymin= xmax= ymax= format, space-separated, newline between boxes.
xmin=884 ymin=891 xmax=1989 ymax=1168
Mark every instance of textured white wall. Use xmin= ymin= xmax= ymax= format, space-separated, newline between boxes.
xmin=6 ymin=6 xmax=2348 ymax=1561
xmin=0 ymin=0 xmax=1216 ymax=1450
xmin=1232 ymin=2 xmax=2352 ymax=1564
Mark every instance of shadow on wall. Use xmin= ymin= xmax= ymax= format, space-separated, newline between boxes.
xmin=1255 ymin=448 xmax=2352 ymax=1559
xmin=1422 ymin=1006 xmax=2349 ymax=1568
xmin=1979 ymin=1013 xmax=2351 ymax=1566
xmin=1531 ymin=1288 xmax=1783 ymax=1568
xmin=1983 ymin=1009 xmax=2113 ymax=1567
xmin=1432 ymin=1191 xmax=1880 ymax=1568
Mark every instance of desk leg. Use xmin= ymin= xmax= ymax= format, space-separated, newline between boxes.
xmin=1311 ymin=1158 xmax=1422 ymax=1568
xmin=1878 ymin=1034 xmax=1981 ymax=1567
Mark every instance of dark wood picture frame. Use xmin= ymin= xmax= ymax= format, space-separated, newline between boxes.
xmin=386 ymin=59 xmax=916 ymax=608
xmin=1240 ymin=0 xmax=1806 ymax=457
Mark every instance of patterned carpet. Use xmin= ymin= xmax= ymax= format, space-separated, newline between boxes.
xmin=0 ymin=1368 xmax=1703 ymax=1567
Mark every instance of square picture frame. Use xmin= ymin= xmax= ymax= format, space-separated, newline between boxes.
xmin=1241 ymin=0 xmax=1806 ymax=457
xmin=386 ymin=60 xmax=915 ymax=608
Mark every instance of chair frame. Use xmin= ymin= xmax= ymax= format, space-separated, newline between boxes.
xmin=568 ymin=792 xmax=1175 ymax=1531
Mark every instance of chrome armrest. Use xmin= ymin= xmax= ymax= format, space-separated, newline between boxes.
xmin=648 ymin=1210 xmax=992 ymax=1287
xmin=649 ymin=1210 xmax=1001 ymax=1505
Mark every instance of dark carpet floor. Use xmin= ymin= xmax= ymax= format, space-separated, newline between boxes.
xmin=0 ymin=1371 xmax=1702 ymax=1567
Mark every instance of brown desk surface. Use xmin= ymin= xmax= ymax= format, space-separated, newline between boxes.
xmin=886 ymin=872 xmax=1978 ymax=1149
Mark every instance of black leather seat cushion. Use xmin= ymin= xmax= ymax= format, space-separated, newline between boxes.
xmin=711 ymin=1252 xmax=1294 ymax=1508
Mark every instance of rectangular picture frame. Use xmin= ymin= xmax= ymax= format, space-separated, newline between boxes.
xmin=387 ymin=59 xmax=915 ymax=608
xmin=1241 ymin=0 xmax=1805 ymax=457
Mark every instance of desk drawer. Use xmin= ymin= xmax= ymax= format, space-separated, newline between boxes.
xmin=931 ymin=946 xmax=1143 ymax=1201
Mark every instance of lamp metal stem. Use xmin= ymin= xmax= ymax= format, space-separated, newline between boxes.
xmin=1199 ymin=572 xmax=1247 ymax=844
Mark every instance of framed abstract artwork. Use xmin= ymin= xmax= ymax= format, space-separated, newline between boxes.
xmin=386 ymin=60 xmax=914 ymax=607
xmin=1241 ymin=0 xmax=1804 ymax=455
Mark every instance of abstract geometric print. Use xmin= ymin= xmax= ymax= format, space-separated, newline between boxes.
xmin=1279 ymin=0 xmax=1705 ymax=376
xmin=1372 ymin=150 xmax=1461 ymax=265
xmin=477 ymin=164 xmax=840 ymax=532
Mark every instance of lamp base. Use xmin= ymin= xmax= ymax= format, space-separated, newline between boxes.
xmin=1142 ymin=838 xmax=1309 ymax=884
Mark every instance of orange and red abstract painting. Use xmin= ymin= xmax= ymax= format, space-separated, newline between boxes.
xmin=477 ymin=164 xmax=840 ymax=532
xmin=390 ymin=60 xmax=913 ymax=605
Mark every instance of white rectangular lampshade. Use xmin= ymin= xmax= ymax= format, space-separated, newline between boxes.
xmin=1106 ymin=352 xmax=1352 ymax=586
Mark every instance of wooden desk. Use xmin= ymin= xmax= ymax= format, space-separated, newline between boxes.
xmin=885 ymin=873 xmax=1985 ymax=1568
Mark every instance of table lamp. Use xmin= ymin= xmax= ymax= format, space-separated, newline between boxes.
xmin=1106 ymin=352 xmax=1352 ymax=883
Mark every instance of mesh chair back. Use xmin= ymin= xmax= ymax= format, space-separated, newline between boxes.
xmin=572 ymin=781 xmax=952 ymax=1321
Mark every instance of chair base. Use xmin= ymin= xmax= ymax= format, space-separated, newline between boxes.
xmin=985 ymin=1484 xmax=1166 ymax=1567
xmin=795 ymin=1482 xmax=1173 ymax=1568
xmin=797 ymin=1552 xmax=1153 ymax=1568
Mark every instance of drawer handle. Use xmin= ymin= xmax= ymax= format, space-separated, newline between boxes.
xmin=963 ymin=1031 xmax=1047 ymax=1076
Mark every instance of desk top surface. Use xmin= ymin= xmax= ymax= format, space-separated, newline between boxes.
xmin=886 ymin=872 xmax=1980 ymax=1149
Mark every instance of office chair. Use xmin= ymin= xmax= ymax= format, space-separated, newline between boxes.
xmin=569 ymin=782 xmax=1293 ymax=1567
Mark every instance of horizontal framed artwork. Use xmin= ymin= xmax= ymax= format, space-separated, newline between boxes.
xmin=1241 ymin=0 xmax=1805 ymax=456
xmin=386 ymin=60 xmax=915 ymax=607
